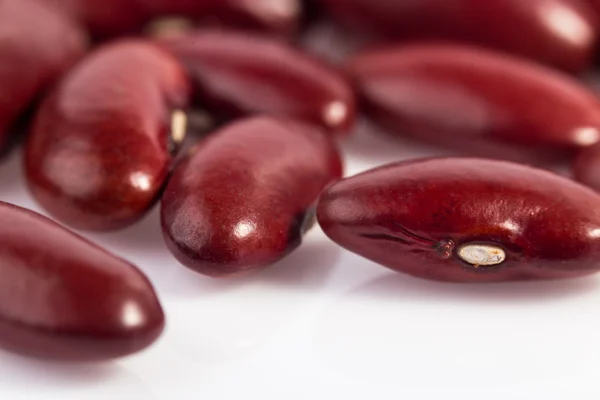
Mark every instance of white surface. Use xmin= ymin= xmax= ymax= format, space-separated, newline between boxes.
xmin=1 ymin=121 xmax=600 ymax=400
xmin=1 ymin=23 xmax=598 ymax=400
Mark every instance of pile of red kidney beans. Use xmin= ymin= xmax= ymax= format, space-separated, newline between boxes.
xmin=3 ymin=0 xmax=600 ymax=361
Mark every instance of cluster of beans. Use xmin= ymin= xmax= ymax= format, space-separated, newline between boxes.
xmin=2 ymin=0 xmax=600 ymax=362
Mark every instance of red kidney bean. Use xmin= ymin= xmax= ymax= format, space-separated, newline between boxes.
xmin=0 ymin=0 xmax=86 ymax=150
xmin=318 ymin=0 xmax=598 ymax=72
xmin=587 ymin=0 xmax=600 ymax=13
xmin=161 ymin=29 xmax=356 ymax=135
xmin=165 ymin=0 xmax=303 ymax=36
xmin=42 ymin=0 xmax=301 ymax=38
xmin=347 ymin=43 xmax=600 ymax=163
xmin=25 ymin=40 xmax=191 ymax=232
xmin=318 ymin=157 xmax=600 ymax=282
xmin=0 ymin=201 xmax=164 ymax=360
xmin=161 ymin=116 xmax=343 ymax=278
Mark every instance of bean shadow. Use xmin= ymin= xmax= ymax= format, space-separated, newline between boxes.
xmin=341 ymin=119 xmax=574 ymax=175
xmin=346 ymin=270 xmax=600 ymax=304
xmin=162 ymin=236 xmax=342 ymax=364
xmin=97 ymin=224 xmax=341 ymax=299
xmin=236 ymin=236 xmax=341 ymax=291
xmin=178 ymin=234 xmax=342 ymax=297
xmin=582 ymin=70 xmax=600 ymax=93
xmin=84 ymin=207 xmax=208 ymax=299
xmin=0 ymin=351 xmax=119 ymax=389
xmin=341 ymin=119 xmax=453 ymax=171
xmin=88 ymin=206 xmax=165 ymax=254
xmin=301 ymin=20 xmax=365 ymax=64
xmin=0 ymin=148 xmax=27 ymax=197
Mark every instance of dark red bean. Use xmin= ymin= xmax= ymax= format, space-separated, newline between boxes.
xmin=161 ymin=116 xmax=343 ymax=278
xmin=42 ymin=0 xmax=302 ymax=38
xmin=0 ymin=0 xmax=86 ymax=150
xmin=347 ymin=44 xmax=600 ymax=163
xmin=166 ymin=0 xmax=302 ymax=36
xmin=319 ymin=0 xmax=598 ymax=72
xmin=161 ymin=30 xmax=356 ymax=135
xmin=587 ymin=0 xmax=600 ymax=13
xmin=25 ymin=40 xmax=191 ymax=232
xmin=39 ymin=0 xmax=145 ymax=37
xmin=0 ymin=201 xmax=164 ymax=360
xmin=317 ymin=158 xmax=600 ymax=282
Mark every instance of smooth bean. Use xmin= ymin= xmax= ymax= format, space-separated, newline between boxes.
xmin=25 ymin=40 xmax=191 ymax=231
xmin=161 ymin=116 xmax=343 ymax=277
xmin=0 ymin=0 xmax=87 ymax=150
xmin=347 ymin=44 xmax=600 ymax=163
xmin=162 ymin=29 xmax=356 ymax=135
xmin=318 ymin=0 xmax=598 ymax=72
xmin=42 ymin=0 xmax=302 ymax=38
xmin=0 ymin=202 xmax=164 ymax=360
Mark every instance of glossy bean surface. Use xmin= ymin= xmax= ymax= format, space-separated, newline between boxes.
xmin=161 ymin=116 xmax=343 ymax=277
xmin=167 ymin=0 xmax=302 ymax=36
xmin=42 ymin=0 xmax=301 ymax=38
xmin=588 ymin=0 xmax=600 ymax=13
xmin=318 ymin=158 xmax=600 ymax=282
xmin=0 ymin=0 xmax=86 ymax=150
xmin=319 ymin=0 xmax=598 ymax=72
xmin=162 ymin=30 xmax=356 ymax=135
xmin=26 ymin=40 xmax=191 ymax=231
xmin=348 ymin=44 xmax=600 ymax=163
xmin=0 ymin=202 xmax=164 ymax=360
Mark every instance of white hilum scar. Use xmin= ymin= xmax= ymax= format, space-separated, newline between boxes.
xmin=457 ymin=244 xmax=506 ymax=267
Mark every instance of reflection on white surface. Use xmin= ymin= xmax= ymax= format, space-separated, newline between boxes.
xmin=165 ymin=235 xmax=340 ymax=365
xmin=0 ymin=351 xmax=158 ymax=400
xmin=540 ymin=1 xmax=594 ymax=47
xmin=313 ymin=271 xmax=600 ymax=388
xmin=168 ymin=299 xmax=265 ymax=363
xmin=2 ymin=95 xmax=600 ymax=400
xmin=2 ymin=25 xmax=600 ymax=400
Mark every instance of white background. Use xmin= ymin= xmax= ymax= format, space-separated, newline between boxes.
xmin=1 ymin=24 xmax=600 ymax=400
xmin=1 ymin=121 xmax=599 ymax=400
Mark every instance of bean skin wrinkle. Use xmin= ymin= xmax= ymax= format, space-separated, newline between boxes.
xmin=317 ymin=157 xmax=600 ymax=282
